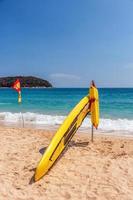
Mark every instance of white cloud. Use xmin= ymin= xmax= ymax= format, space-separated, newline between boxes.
xmin=50 ymin=73 xmax=81 ymax=80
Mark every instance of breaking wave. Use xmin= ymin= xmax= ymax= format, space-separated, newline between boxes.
xmin=0 ymin=112 xmax=133 ymax=134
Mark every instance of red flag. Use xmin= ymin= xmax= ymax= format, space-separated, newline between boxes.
xmin=12 ymin=79 xmax=21 ymax=92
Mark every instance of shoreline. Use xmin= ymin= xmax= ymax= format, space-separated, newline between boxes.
xmin=0 ymin=126 xmax=133 ymax=199
xmin=0 ymin=120 xmax=133 ymax=139
xmin=0 ymin=111 xmax=133 ymax=135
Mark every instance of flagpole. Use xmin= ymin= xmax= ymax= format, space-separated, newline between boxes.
xmin=18 ymin=91 xmax=22 ymax=103
xmin=91 ymin=124 xmax=94 ymax=142
xmin=12 ymin=79 xmax=23 ymax=127
xmin=21 ymin=112 xmax=24 ymax=128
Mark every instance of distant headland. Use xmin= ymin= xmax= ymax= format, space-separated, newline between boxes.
xmin=0 ymin=76 xmax=53 ymax=88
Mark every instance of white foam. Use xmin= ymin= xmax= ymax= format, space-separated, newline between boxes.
xmin=0 ymin=112 xmax=133 ymax=133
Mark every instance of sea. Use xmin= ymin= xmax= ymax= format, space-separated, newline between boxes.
xmin=0 ymin=88 xmax=133 ymax=135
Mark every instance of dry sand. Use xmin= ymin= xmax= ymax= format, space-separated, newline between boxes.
xmin=0 ymin=126 xmax=133 ymax=200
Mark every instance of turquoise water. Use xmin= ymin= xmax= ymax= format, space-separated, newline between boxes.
xmin=0 ymin=88 xmax=133 ymax=132
xmin=0 ymin=88 xmax=133 ymax=118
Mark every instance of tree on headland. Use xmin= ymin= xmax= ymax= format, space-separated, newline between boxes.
xmin=0 ymin=76 xmax=53 ymax=88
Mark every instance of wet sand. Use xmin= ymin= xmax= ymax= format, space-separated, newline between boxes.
xmin=0 ymin=126 xmax=133 ymax=200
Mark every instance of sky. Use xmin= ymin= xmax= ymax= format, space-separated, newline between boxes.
xmin=0 ymin=0 xmax=133 ymax=87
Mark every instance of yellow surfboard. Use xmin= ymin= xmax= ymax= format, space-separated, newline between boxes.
xmin=34 ymin=84 xmax=99 ymax=182
xmin=34 ymin=96 xmax=90 ymax=181
xmin=89 ymin=85 xmax=99 ymax=128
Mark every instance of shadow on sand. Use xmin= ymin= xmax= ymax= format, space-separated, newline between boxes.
xmin=29 ymin=141 xmax=89 ymax=184
xmin=69 ymin=140 xmax=89 ymax=147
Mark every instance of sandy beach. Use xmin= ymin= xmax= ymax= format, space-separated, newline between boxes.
xmin=0 ymin=126 xmax=133 ymax=200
